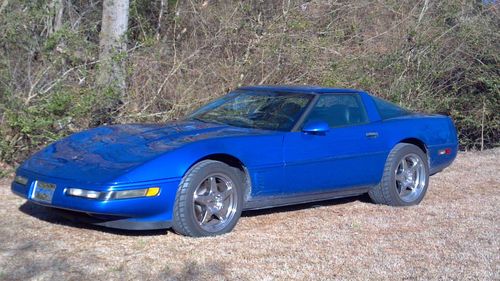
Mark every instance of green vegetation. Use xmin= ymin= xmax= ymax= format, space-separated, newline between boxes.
xmin=0 ymin=0 xmax=498 ymax=166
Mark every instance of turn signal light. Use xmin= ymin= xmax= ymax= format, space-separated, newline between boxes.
xmin=146 ymin=187 xmax=160 ymax=197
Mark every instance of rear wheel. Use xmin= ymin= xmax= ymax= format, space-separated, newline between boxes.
xmin=369 ymin=143 xmax=429 ymax=206
xmin=172 ymin=160 xmax=244 ymax=237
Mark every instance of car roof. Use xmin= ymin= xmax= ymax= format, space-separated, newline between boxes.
xmin=236 ymin=85 xmax=364 ymax=94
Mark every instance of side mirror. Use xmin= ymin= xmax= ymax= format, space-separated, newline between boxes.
xmin=302 ymin=120 xmax=329 ymax=134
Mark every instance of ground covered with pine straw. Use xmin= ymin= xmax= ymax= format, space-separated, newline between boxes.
xmin=0 ymin=149 xmax=498 ymax=280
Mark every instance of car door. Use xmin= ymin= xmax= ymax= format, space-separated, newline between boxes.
xmin=283 ymin=93 xmax=386 ymax=194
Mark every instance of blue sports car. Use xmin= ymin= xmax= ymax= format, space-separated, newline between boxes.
xmin=11 ymin=86 xmax=458 ymax=237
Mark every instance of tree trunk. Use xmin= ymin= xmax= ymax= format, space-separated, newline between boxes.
xmin=94 ymin=0 xmax=129 ymax=125
xmin=96 ymin=0 xmax=130 ymax=96
xmin=53 ymin=0 xmax=64 ymax=33
xmin=46 ymin=0 xmax=64 ymax=36
xmin=0 ymin=0 xmax=9 ymax=14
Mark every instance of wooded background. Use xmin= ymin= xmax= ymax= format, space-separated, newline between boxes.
xmin=0 ymin=0 xmax=498 ymax=165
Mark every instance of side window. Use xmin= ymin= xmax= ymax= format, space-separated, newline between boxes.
xmin=372 ymin=96 xmax=410 ymax=119
xmin=305 ymin=94 xmax=368 ymax=127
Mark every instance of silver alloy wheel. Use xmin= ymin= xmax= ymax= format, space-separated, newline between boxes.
xmin=192 ymin=173 xmax=238 ymax=232
xmin=394 ymin=153 xmax=427 ymax=202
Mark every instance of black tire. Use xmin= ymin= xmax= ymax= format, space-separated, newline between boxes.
xmin=369 ymin=143 xmax=429 ymax=206
xmin=172 ymin=160 xmax=244 ymax=237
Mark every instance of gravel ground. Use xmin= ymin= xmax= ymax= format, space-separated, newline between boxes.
xmin=0 ymin=149 xmax=499 ymax=281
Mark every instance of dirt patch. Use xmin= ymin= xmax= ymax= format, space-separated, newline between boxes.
xmin=0 ymin=149 xmax=498 ymax=280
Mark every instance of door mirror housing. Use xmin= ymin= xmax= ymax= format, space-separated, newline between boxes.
xmin=302 ymin=120 xmax=329 ymax=134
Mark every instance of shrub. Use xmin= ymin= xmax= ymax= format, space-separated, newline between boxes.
xmin=0 ymin=0 xmax=498 ymax=167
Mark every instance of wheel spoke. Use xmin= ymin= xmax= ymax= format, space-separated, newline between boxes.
xmin=409 ymin=158 xmax=419 ymax=174
xmin=400 ymin=159 xmax=408 ymax=172
xmin=201 ymin=207 xmax=213 ymax=224
xmin=399 ymin=185 xmax=408 ymax=196
xmin=209 ymin=176 xmax=218 ymax=194
xmin=213 ymin=210 xmax=227 ymax=222
xmin=194 ymin=194 xmax=212 ymax=206
xmin=220 ymin=187 xmax=233 ymax=200
xmin=408 ymin=182 xmax=415 ymax=190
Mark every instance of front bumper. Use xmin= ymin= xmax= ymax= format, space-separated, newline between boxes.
xmin=11 ymin=170 xmax=181 ymax=230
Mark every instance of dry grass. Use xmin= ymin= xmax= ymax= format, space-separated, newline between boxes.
xmin=0 ymin=149 xmax=499 ymax=280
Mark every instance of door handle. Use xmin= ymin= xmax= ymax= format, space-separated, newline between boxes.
xmin=365 ymin=132 xmax=379 ymax=138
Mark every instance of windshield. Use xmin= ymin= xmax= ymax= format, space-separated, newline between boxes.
xmin=188 ymin=91 xmax=313 ymax=131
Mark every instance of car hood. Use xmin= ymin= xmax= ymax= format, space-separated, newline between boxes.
xmin=19 ymin=121 xmax=261 ymax=184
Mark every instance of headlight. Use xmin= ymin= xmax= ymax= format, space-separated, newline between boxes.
xmin=14 ymin=176 xmax=29 ymax=186
xmin=65 ymin=187 xmax=160 ymax=200
xmin=67 ymin=188 xmax=102 ymax=199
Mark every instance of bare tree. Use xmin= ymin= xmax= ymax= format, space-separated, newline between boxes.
xmin=96 ymin=0 xmax=130 ymax=96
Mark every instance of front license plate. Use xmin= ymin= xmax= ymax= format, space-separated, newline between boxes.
xmin=32 ymin=181 xmax=56 ymax=203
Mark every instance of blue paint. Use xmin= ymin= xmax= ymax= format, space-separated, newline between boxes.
xmin=12 ymin=86 xmax=458 ymax=230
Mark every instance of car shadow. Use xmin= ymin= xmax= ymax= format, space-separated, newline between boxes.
xmin=18 ymin=194 xmax=372 ymax=236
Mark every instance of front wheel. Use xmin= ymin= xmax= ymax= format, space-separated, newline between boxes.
xmin=172 ymin=160 xmax=244 ymax=237
xmin=369 ymin=143 xmax=429 ymax=206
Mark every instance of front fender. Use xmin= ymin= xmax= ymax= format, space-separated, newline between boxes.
xmin=116 ymin=134 xmax=284 ymax=184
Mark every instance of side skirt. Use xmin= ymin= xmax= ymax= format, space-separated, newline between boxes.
xmin=243 ymin=186 xmax=373 ymax=211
